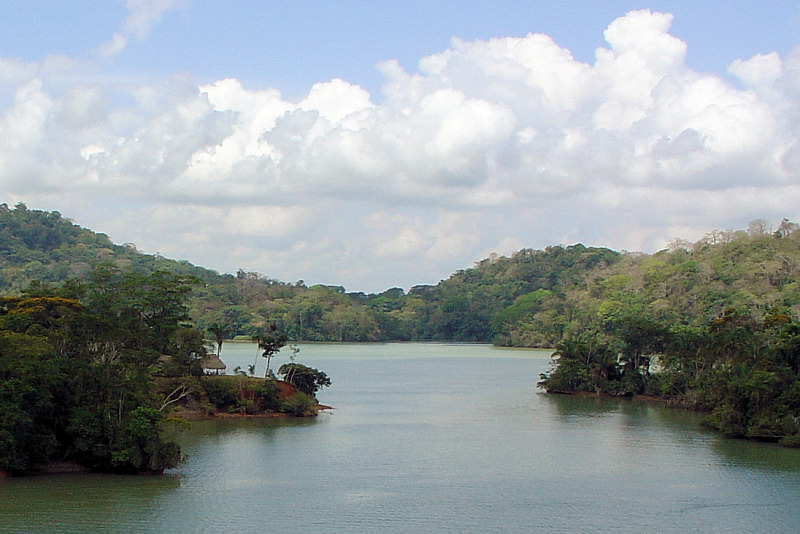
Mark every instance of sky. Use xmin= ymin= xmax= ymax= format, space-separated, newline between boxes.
xmin=0 ymin=1 xmax=799 ymax=293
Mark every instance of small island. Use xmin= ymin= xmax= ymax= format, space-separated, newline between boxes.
xmin=0 ymin=269 xmax=330 ymax=478
xmin=158 ymin=365 xmax=332 ymax=421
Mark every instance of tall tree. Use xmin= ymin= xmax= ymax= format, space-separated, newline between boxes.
xmin=255 ymin=326 xmax=288 ymax=378
xmin=207 ymin=322 xmax=228 ymax=356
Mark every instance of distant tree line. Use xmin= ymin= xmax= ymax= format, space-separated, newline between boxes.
xmin=6 ymin=205 xmax=800 ymax=351
xmin=0 ymin=203 xmax=625 ymax=345
xmin=5 ymin=204 xmax=800 ymax=444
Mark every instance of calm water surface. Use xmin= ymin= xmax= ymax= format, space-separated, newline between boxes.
xmin=2 ymin=342 xmax=800 ymax=533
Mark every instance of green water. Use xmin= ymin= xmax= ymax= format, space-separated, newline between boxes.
xmin=2 ymin=343 xmax=799 ymax=533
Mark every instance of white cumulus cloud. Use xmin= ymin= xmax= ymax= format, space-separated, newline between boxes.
xmin=1 ymin=9 xmax=799 ymax=291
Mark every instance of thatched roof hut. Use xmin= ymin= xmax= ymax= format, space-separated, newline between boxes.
xmin=201 ymin=355 xmax=227 ymax=375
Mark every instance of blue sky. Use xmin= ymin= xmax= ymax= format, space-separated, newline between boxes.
xmin=0 ymin=1 xmax=799 ymax=292
xmin=3 ymin=2 xmax=798 ymax=94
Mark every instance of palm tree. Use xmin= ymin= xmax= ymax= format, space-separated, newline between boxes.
xmin=207 ymin=323 xmax=228 ymax=357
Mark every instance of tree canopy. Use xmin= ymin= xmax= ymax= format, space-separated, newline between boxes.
xmin=0 ymin=267 xmax=201 ymax=474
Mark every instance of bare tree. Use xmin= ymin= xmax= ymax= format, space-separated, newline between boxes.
xmin=747 ymin=219 xmax=772 ymax=236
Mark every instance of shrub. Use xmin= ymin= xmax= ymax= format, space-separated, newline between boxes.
xmin=280 ymin=392 xmax=316 ymax=416
xmin=257 ymin=380 xmax=282 ymax=412
xmin=277 ymin=363 xmax=331 ymax=396
xmin=202 ymin=378 xmax=238 ymax=410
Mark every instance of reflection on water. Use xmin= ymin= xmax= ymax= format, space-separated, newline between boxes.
xmin=0 ymin=473 xmax=181 ymax=533
xmin=544 ymin=392 xmax=800 ymax=473
xmin=168 ymin=415 xmax=319 ymax=449
xmin=712 ymin=438 xmax=800 ymax=472
xmin=1 ymin=343 xmax=799 ymax=533
xmin=543 ymin=391 xmax=629 ymax=418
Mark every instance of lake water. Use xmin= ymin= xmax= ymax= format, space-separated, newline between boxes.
xmin=2 ymin=342 xmax=800 ymax=533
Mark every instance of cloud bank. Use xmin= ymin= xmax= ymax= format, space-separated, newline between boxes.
xmin=1 ymin=10 xmax=799 ymax=292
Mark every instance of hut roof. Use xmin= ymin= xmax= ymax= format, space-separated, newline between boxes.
xmin=201 ymin=355 xmax=227 ymax=371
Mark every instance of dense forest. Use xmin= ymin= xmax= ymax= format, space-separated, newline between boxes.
xmin=532 ymin=219 xmax=800 ymax=445
xmin=0 ymin=203 xmax=622 ymax=344
xmin=0 ymin=204 xmax=331 ymax=475
xmin=0 ymin=266 xmax=329 ymax=475
xmin=4 ymin=203 xmax=800 ymax=445
xmin=0 ymin=270 xmax=192 ymax=475
xmin=6 ymin=203 xmax=800 ymax=350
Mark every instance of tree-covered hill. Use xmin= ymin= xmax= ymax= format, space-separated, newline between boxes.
xmin=501 ymin=219 xmax=800 ymax=346
xmin=530 ymin=220 xmax=800 ymax=445
xmin=0 ymin=204 xmax=333 ymax=475
xmin=5 ymin=203 xmax=800 ymax=352
xmin=0 ymin=202 xmax=222 ymax=293
xmin=7 ymin=203 xmax=800 ymax=444
xmin=0 ymin=203 xmax=623 ymax=343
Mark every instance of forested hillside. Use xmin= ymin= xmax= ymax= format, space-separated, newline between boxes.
xmin=494 ymin=219 xmax=800 ymax=346
xmin=0 ymin=204 xmax=331 ymax=475
xmin=0 ymin=203 xmax=623 ymax=343
xmin=0 ymin=203 xmax=221 ymax=292
xmin=6 ymin=204 xmax=800 ymax=444
xmin=0 ymin=269 xmax=196 ymax=474
xmin=4 ymin=204 xmax=800 ymax=349
xmin=532 ymin=220 xmax=800 ymax=445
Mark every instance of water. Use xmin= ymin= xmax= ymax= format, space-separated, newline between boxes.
xmin=2 ymin=343 xmax=800 ymax=533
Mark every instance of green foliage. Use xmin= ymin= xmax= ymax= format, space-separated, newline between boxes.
xmin=0 ymin=205 xmax=625 ymax=345
xmin=163 ymin=327 xmax=206 ymax=377
xmin=256 ymin=330 xmax=288 ymax=357
xmin=538 ymin=333 xmax=622 ymax=394
xmin=202 ymin=378 xmax=240 ymax=411
xmin=111 ymin=407 xmax=181 ymax=473
xmin=539 ymin=301 xmax=800 ymax=445
xmin=257 ymin=380 xmax=282 ymax=412
xmin=0 ymin=266 xmax=200 ymax=474
xmin=256 ymin=328 xmax=289 ymax=378
xmin=280 ymin=392 xmax=316 ymax=416
xmin=206 ymin=322 xmax=228 ymax=356
xmin=9 ymin=205 xmax=800 ymax=353
xmin=181 ymin=242 xmax=624 ymax=344
xmin=278 ymin=363 xmax=331 ymax=396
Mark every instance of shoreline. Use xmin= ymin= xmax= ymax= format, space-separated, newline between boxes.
xmin=0 ymin=404 xmax=333 ymax=479
xmin=167 ymin=403 xmax=332 ymax=421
